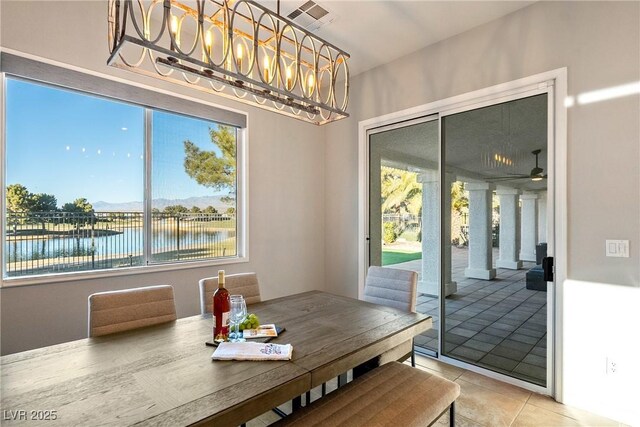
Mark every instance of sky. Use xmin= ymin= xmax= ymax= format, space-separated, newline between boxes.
xmin=6 ymin=78 xmax=232 ymax=206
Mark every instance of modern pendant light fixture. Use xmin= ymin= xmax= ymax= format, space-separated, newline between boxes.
xmin=107 ymin=0 xmax=350 ymax=125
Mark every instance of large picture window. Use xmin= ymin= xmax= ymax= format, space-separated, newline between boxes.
xmin=3 ymin=76 xmax=242 ymax=279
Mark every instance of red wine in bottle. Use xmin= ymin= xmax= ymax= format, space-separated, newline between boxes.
xmin=213 ymin=270 xmax=230 ymax=343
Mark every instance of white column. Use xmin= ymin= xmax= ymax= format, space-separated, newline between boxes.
xmin=417 ymin=171 xmax=457 ymax=297
xmin=496 ymin=187 xmax=522 ymax=270
xmin=520 ymin=193 xmax=538 ymax=262
xmin=537 ymin=191 xmax=547 ymax=244
xmin=464 ymin=182 xmax=496 ymax=280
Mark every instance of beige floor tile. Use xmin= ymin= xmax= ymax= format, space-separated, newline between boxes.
xmin=434 ymin=411 xmax=485 ymax=427
xmin=458 ymin=371 xmax=532 ymax=402
xmin=455 ymin=379 xmax=526 ymax=427
xmin=415 ymin=355 xmax=466 ymax=380
xmin=414 ymin=363 xmax=462 ymax=382
xmin=512 ymin=404 xmax=582 ymax=426
xmin=527 ymin=393 xmax=619 ymax=426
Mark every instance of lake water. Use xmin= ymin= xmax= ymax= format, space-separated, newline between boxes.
xmin=5 ymin=228 xmax=235 ymax=262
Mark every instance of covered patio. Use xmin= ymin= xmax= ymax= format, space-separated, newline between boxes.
xmin=393 ymin=246 xmax=547 ymax=386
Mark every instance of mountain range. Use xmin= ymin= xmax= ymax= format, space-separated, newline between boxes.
xmin=91 ymin=196 xmax=231 ymax=212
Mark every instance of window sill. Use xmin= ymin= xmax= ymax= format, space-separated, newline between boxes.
xmin=0 ymin=256 xmax=249 ymax=288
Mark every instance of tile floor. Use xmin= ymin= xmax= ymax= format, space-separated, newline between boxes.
xmin=393 ymin=246 xmax=548 ymax=385
xmin=247 ymin=355 xmax=625 ymax=426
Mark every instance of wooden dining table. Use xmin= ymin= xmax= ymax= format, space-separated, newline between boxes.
xmin=1 ymin=291 xmax=431 ymax=426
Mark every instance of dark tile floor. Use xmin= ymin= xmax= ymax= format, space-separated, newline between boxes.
xmin=393 ymin=246 xmax=548 ymax=386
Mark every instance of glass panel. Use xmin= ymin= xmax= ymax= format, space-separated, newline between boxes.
xmin=150 ymin=111 xmax=237 ymax=263
xmin=369 ymin=118 xmax=439 ymax=353
xmin=442 ymin=94 xmax=548 ymax=386
xmin=4 ymin=78 xmax=144 ymax=277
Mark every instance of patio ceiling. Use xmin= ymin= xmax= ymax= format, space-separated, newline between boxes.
xmin=377 ymin=95 xmax=548 ymax=192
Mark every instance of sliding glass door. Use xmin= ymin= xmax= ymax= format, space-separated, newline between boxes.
xmin=368 ymin=115 xmax=440 ymax=354
xmin=366 ymin=89 xmax=554 ymax=390
xmin=441 ymin=94 xmax=551 ymax=386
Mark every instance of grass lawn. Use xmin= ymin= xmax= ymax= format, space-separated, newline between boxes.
xmin=382 ymin=249 xmax=422 ymax=266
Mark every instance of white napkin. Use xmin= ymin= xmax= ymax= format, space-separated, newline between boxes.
xmin=211 ymin=342 xmax=293 ymax=361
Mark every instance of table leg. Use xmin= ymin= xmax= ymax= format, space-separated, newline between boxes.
xmin=292 ymin=395 xmax=302 ymax=411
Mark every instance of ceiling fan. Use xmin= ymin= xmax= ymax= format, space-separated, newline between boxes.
xmin=486 ymin=149 xmax=547 ymax=182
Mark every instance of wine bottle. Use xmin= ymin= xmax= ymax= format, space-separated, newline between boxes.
xmin=213 ymin=270 xmax=230 ymax=342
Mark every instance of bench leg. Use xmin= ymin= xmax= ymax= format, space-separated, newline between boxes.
xmin=305 ymin=391 xmax=312 ymax=406
xmin=411 ymin=339 xmax=416 ymax=367
xmin=271 ymin=407 xmax=288 ymax=418
xmin=450 ymin=401 xmax=456 ymax=427
xmin=321 ymin=382 xmax=326 ymax=396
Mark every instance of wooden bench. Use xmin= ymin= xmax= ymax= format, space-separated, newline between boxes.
xmin=274 ymin=361 xmax=461 ymax=427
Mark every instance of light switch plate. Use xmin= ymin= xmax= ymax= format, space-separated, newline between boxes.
xmin=606 ymin=240 xmax=629 ymax=257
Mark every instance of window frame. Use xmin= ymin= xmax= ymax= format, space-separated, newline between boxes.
xmin=0 ymin=53 xmax=249 ymax=287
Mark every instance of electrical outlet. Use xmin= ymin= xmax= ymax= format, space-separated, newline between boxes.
xmin=606 ymin=357 xmax=617 ymax=375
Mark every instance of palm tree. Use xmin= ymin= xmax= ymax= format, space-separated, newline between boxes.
xmin=381 ymin=167 xmax=422 ymax=215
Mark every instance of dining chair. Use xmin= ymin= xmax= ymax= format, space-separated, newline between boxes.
xmin=88 ymin=285 xmax=177 ymax=337
xmin=363 ymin=265 xmax=418 ymax=367
xmin=198 ymin=272 xmax=261 ymax=315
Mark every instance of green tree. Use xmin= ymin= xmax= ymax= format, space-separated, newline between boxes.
xmin=203 ymin=206 xmax=218 ymax=214
xmin=381 ymin=167 xmax=422 ymax=215
xmin=163 ymin=205 xmax=188 ymax=215
xmin=6 ymin=184 xmax=32 ymax=213
xmin=226 ymin=207 xmax=236 ymax=215
xmin=190 ymin=206 xmax=202 ymax=213
xmin=62 ymin=198 xmax=94 ymax=213
xmin=30 ymin=193 xmax=58 ymax=212
xmin=183 ymin=126 xmax=236 ymax=191
xmin=61 ymin=198 xmax=94 ymax=227
xmin=451 ymin=181 xmax=468 ymax=213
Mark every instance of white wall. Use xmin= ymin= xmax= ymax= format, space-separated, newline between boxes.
xmin=324 ymin=1 xmax=639 ymax=424
xmin=563 ymin=280 xmax=640 ymax=425
xmin=0 ymin=1 xmax=326 ymax=355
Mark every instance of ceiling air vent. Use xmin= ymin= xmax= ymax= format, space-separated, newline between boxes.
xmin=286 ymin=0 xmax=335 ymax=32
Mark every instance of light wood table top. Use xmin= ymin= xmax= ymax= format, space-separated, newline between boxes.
xmin=1 ymin=291 xmax=431 ymax=426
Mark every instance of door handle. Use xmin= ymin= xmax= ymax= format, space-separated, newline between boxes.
xmin=542 ymin=257 xmax=554 ymax=282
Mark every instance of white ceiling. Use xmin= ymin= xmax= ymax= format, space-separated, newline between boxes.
xmin=263 ymin=0 xmax=536 ymax=76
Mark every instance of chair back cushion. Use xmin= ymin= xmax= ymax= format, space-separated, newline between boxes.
xmin=88 ymin=285 xmax=177 ymax=337
xmin=363 ymin=266 xmax=417 ymax=313
xmin=199 ymin=272 xmax=261 ymax=314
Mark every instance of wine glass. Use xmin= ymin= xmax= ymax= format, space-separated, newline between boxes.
xmin=229 ymin=295 xmax=247 ymax=342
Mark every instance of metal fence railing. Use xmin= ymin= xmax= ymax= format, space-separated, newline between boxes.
xmin=5 ymin=211 xmax=236 ymax=277
xmin=382 ymin=213 xmax=421 ymax=231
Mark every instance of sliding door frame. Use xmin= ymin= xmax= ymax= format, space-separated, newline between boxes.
xmin=358 ymin=68 xmax=567 ymax=400
xmin=364 ymin=114 xmax=440 ymax=284
xmin=438 ymin=85 xmax=555 ymax=395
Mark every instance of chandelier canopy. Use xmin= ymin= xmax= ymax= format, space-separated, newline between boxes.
xmin=108 ymin=0 xmax=350 ymax=125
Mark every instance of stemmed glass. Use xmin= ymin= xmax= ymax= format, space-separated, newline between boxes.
xmin=229 ymin=295 xmax=247 ymax=342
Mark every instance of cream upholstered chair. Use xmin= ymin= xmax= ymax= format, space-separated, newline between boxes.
xmin=88 ymin=285 xmax=177 ymax=337
xmin=199 ymin=272 xmax=261 ymax=315
xmin=363 ymin=266 xmax=418 ymax=367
